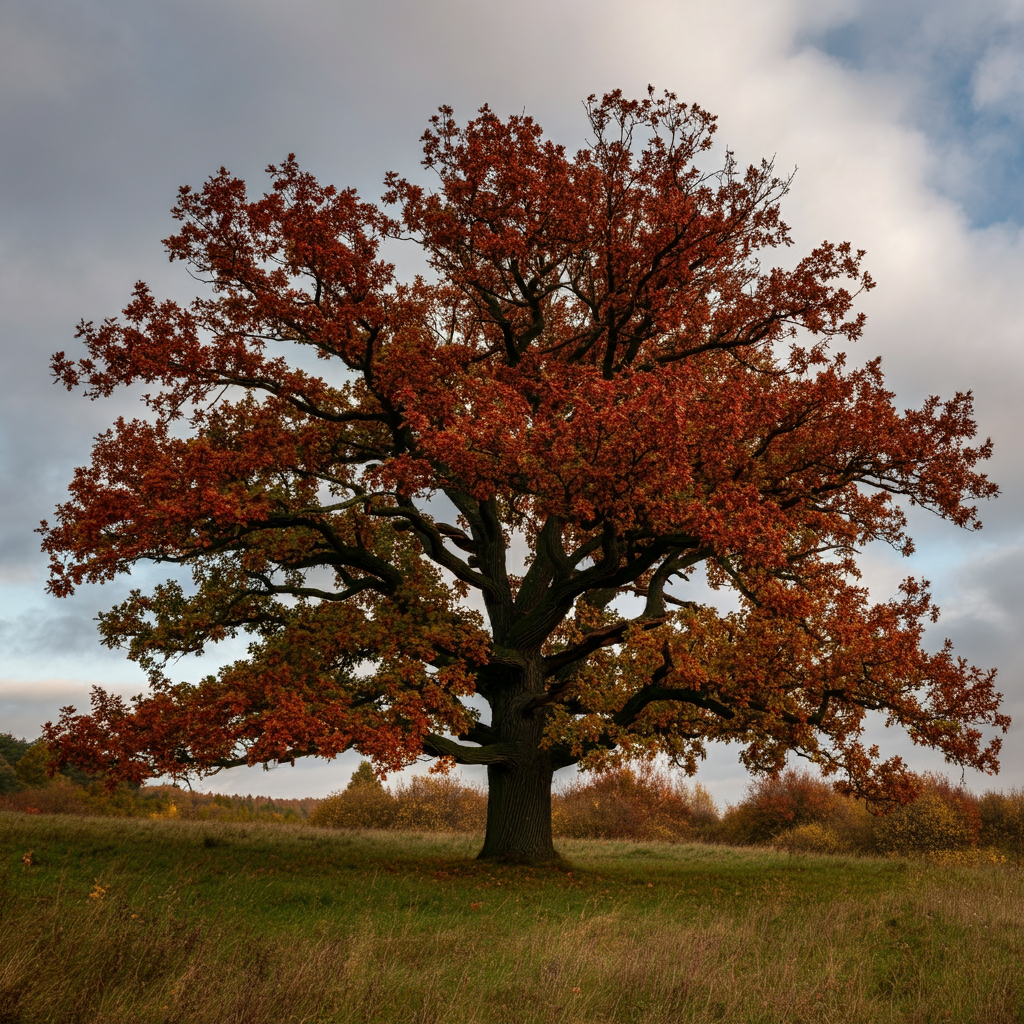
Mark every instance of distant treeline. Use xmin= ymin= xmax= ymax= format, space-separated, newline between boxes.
xmin=5 ymin=731 xmax=1024 ymax=861
xmin=0 ymin=734 xmax=318 ymax=821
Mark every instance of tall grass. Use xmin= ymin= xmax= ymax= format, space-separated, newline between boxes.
xmin=3 ymin=811 xmax=1024 ymax=1023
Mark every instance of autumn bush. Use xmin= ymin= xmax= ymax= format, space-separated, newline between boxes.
xmin=714 ymin=769 xmax=869 ymax=850
xmin=0 ymin=777 xmax=183 ymax=818
xmin=769 ymin=820 xmax=850 ymax=856
xmin=872 ymin=775 xmax=982 ymax=858
xmin=311 ymin=763 xmax=487 ymax=833
xmin=710 ymin=770 xmax=993 ymax=858
xmin=551 ymin=765 xmax=718 ymax=843
xmin=0 ymin=775 xmax=92 ymax=815
xmin=977 ymin=789 xmax=1024 ymax=858
xmin=391 ymin=775 xmax=488 ymax=832
xmin=309 ymin=786 xmax=397 ymax=829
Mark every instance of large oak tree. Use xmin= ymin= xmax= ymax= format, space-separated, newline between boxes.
xmin=43 ymin=90 xmax=1006 ymax=861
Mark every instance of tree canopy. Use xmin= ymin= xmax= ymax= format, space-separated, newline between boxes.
xmin=42 ymin=89 xmax=1006 ymax=860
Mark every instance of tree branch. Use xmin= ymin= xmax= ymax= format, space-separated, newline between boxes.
xmin=421 ymin=734 xmax=517 ymax=765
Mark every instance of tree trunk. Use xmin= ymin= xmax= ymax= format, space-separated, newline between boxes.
xmin=478 ymin=754 xmax=558 ymax=862
xmin=475 ymin=656 xmax=561 ymax=862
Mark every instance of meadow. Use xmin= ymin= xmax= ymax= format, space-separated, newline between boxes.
xmin=2 ymin=810 xmax=1023 ymax=1024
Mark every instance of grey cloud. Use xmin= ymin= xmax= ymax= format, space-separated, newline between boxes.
xmin=959 ymin=546 xmax=1024 ymax=617
xmin=0 ymin=677 xmax=143 ymax=742
xmin=0 ymin=608 xmax=106 ymax=659
xmin=941 ymin=545 xmax=1024 ymax=653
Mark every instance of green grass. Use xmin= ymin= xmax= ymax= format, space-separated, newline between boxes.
xmin=2 ymin=811 xmax=1023 ymax=1023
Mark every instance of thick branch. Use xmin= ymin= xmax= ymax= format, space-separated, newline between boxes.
xmin=371 ymin=504 xmax=501 ymax=599
xmin=540 ymin=615 xmax=670 ymax=680
xmin=613 ymin=686 xmax=736 ymax=728
xmin=421 ymin=734 xmax=517 ymax=765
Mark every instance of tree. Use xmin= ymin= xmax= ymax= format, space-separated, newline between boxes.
xmin=0 ymin=754 xmax=19 ymax=795
xmin=0 ymin=733 xmax=31 ymax=767
xmin=42 ymin=89 xmax=1007 ymax=862
xmin=347 ymin=760 xmax=384 ymax=791
xmin=13 ymin=742 xmax=53 ymax=789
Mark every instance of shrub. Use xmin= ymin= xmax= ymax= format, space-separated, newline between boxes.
xmin=310 ymin=763 xmax=719 ymax=839
xmin=685 ymin=781 xmax=721 ymax=831
xmin=13 ymin=742 xmax=53 ymax=789
xmin=0 ymin=775 xmax=92 ymax=814
xmin=310 ymin=768 xmax=487 ymax=833
xmin=0 ymin=754 xmax=19 ymax=795
xmin=772 ymin=821 xmax=847 ymax=856
xmin=551 ymin=765 xmax=717 ymax=843
xmin=872 ymin=776 xmax=980 ymax=857
xmin=714 ymin=770 xmax=857 ymax=847
xmin=391 ymin=775 xmax=487 ymax=832
xmin=310 ymin=760 xmax=399 ymax=829
xmin=978 ymin=789 xmax=1024 ymax=858
xmin=0 ymin=733 xmax=31 ymax=767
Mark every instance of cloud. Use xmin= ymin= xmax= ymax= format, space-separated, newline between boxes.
xmin=0 ymin=3 xmax=136 ymax=107
xmin=0 ymin=609 xmax=104 ymax=659
xmin=973 ymin=32 xmax=1024 ymax=117
xmin=800 ymin=0 xmax=1024 ymax=226
xmin=947 ymin=545 xmax=1024 ymax=634
xmin=0 ymin=677 xmax=141 ymax=740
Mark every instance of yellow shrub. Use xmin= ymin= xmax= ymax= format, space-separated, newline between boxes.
xmin=309 ymin=767 xmax=487 ymax=833
xmin=873 ymin=790 xmax=974 ymax=856
xmin=309 ymin=785 xmax=397 ymax=829
xmin=771 ymin=821 xmax=849 ymax=855
xmin=978 ymin=789 xmax=1024 ymax=857
xmin=551 ymin=767 xmax=713 ymax=842
xmin=390 ymin=776 xmax=486 ymax=833
xmin=150 ymin=800 xmax=179 ymax=820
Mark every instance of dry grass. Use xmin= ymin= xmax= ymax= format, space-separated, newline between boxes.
xmin=2 ymin=812 xmax=1023 ymax=1023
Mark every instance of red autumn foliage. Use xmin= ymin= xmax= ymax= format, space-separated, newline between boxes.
xmin=552 ymin=765 xmax=716 ymax=843
xmin=716 ymin=769 xmax=863 ymax=846
xmin=41 ymin=88 xmax=1006 ymax=861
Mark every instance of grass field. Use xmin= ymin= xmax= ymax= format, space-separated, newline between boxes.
xmin=2 ymin=810 xmax=1022 ymax=1023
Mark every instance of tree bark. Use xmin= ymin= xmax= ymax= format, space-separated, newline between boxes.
xmin=477 ymin=754 xmax=558 ymax=862
xmin=476 ymin=658 xmax=561 ymax=862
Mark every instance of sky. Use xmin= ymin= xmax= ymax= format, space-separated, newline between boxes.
xmin=2 ymin=0 xmax=1024 ymax=806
